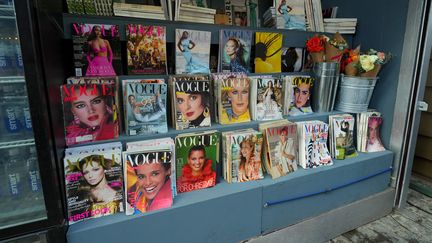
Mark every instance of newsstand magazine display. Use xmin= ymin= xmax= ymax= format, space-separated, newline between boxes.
xmin=169 ymin=74 xmax=212 ymax=130
xmin=123 ymin=138 xmax=175 ymax=215
xmin=61 ymin=82 xmax=119 ymax=146
xmin=64 ymin=142 xmax=123 ymax=224
xmin=126 ymin=24 xmax=167 ymax=75
xmin=71 ymin=23 xmax=122 ymax=77
xmin=123 ymin=80 xmax=168 ymax=135
xmin=218 ymin=29 xmax=252 ymax=73
xmin=175 ymin=28 xmax=211 ymax=74
xmin=175 ymin=131 xmax=219 ymax=193
xmin=265 ymin=122 xmax=298 ymax=179
xmin=251 ymin=77 xmax=283 ymax=121
xmin=218 ymin=77 xmax=251 ymax=125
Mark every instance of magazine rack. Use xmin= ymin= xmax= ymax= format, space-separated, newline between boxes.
xmin=32 ymin=0 xmax=423 ymax=241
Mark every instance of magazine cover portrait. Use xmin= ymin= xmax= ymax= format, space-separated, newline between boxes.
xmin=175 ymin=29 xmax=211 ymax=74
xmin=71 ymin=23 xmax=122 ymax=76
xmin=255 ymin=78 xmax=283 ymax=120
xmin=64 ymin=146 xmax=123 ymax=224
xmin=281 ymin=47 xmax=305 ymax=72
xmin=231 ymin=133 xmax=263 ymax=182
xmin=288 ymin=76 xmax=314 ymax=116
xmin=220 ymin=29 xmax=252 ymax=73
xmin=61 ymin=83 xmax=119 ymax=146
xmin=175 ymin=133 xmax=219 ymax=193
xmin=366 ymin=116 xmax=385 ymax=152
xmin=276 ymin=0 xmax=306 ymax=30
xmin=124 ymin=151 xmax=173 ymax=215
xmin=126 ymin=24 xmax=167 ymax=74
xmin=220 ymin=78 xmax=251 ymax=124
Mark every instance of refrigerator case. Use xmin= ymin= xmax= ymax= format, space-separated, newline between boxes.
xmin=0 ymin=1 xmax=65 ymax=242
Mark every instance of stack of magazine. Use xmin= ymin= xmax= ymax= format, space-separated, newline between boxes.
xmin=175 ymin=2 xmax=216 ymax=24
xmin=113 ymin=2 xmax=169 ymax=20
xmin=123 ymin=138 xmax=176 ymax=215
xmin=357 ymin=111 xmax=385 ymax=153
xmin=259 ymin=120 xmax=298 ymax=179
xmin=64 ymin=142 xmax=123 ymax=224
xmin=329 ymin=114 xmax=358 ymax=159
xmin=67 ymin=0 xmax=113 ymax=15
xmin=222 ymin=129 xmax=264 ymax=183
xmin=297 ymin=120 xmax=332 ymax=169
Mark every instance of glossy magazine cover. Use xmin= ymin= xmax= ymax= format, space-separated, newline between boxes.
xmin=219 ymin=77 xmax=251 ymax=124
xmin=124 ymin=81 xmax=168 ymax=135
xmin=286 ymin=76 xmax=314 ymax=116
xmin=175 ymin=29 xmax=211 ymax=74
xmin=254 ymin=32 xmax=282 ymax=73
xmin=230 ymin=131 xmax=263 ymax=182
xmin=266 ymin=124 xmax=298 ymax=178
xmin=254 ymin=78 xmax=283 ymax=121
xmin=71 ymin=23 xmax=122 ymax=77
xmin=123 ymin=150 xmax=173 ymax=215
xmin=219 ymin=29 xmax=252 ymax=73
xmin=275 ymin=0 xmax=306 ymax=30
xmin=64 ymin=143 xmax=123 ymax=224
xmin=61 ymin=83 xmax=119 ymax=146
xmin=175 ymin=132 xmax=219 ymax=193
xmin=126 ymin=24 xmax=167 ymax=74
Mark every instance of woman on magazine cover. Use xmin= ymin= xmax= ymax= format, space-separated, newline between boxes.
xmin=224 ymin=37 xmax=248 ymax=73
xmin=221 ymin=78 xmax=251 ymax=123
xmin=177 ymin=31 xmax=210 ymax=74
xmin=133 ymin=160 xmax=172 ymax=213
xmin=128 ymin=92 xmax=166 ymax=123
xmin=263 ymin=81 xmax=276 ymax=109
xmin=238 ymin=137 xmax=262 ymax=182
xmin=65 ymin=85 xmax=117 ymax=145
xmin=75 ymin=155 xmax=122 ymax=214
xmin=366 ymin=117 xmax=385 ymax=152
xmin=85 ymin=25 xmax=116 ymax=76
xmin=289 ymin=78 xmax=313 ymax=116
xmin=175 ymin=90 xmax=211 ymax=127
xmin=177 ymin=145 xmax=216 ymax=192
xmin=275 ymin=127 xmax=297 ymax=174
xmin=277 ymin=0 xmax=306 ymax=30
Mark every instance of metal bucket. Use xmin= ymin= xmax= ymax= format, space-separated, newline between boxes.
xmin=311 ymin=62 xmax=340 ymax=112
xmin=334 ymin=75 xmax=378 ymax=113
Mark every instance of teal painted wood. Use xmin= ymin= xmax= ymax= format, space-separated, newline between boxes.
xmin=260 ymin=150 xmax=393 ymax=233
xmin=67 ymin=180 xmax=263 ymax=243
xmin=62 ymin=13 xmax=353 ymax=46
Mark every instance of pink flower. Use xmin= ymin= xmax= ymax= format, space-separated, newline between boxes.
xmin=377 ymin=52 xmax=385 ymax=61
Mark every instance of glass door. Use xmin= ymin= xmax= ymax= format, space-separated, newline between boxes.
xmin=0 ymin=0 xmax=47 ymax=230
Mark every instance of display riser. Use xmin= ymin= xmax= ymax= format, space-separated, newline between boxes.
xmin=67 ymin=151 xmax=393 ymax=243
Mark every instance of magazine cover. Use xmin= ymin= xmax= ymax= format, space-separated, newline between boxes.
xmin=255 ymin=32 xmax=282 ymax=73
xmin=332 ymin=115 xmax=358 ymax=159
xmin=266 ymin=124 xmax=298 ymax=178
xmin=71 ymin=23 xmax=122 ymax=76
xmin=171 ymin=75 xmax=212 ymax=129
xmin=275 ymin=0 xmax=306 ymax=30
xmin=255 ymin=78 xmax=283 ymax=121
xmin=123 ymin=150 xmax=173 ymax=215
xmin=175 ymin=132 xmax=219 ymax=193
xmin=230 ymin=131 xmax=264 ymax=182
xmin=64 ymin=143 xmax=123 ymax=224
xmin=301 ymin=122 xmax=332 ymax=168
xmin=219 ymin=29 xmax=252 ymax=73
xmin=366 ymin=116 xmax=385 ymax=152
xmin=281 ymin=47 xmax=305 ymax=72
xmin=124 ymin=81 xmax=168 ymax=135
xmin=287 ymin=76 xmax=314 ymax=116
xmin=219 ymin=77 xmax=251 ymax=124
xmin=126 ymin=24 xmax=167 ymax=74
xmin=247 ymin=0 xmax=259 ymax=27
xmin=175 ymin=29 xmax=211 ymax=74
xmin=61 ymin=83 xmax=119 ymax=146
xmin=232 ymin=5 xmax=248 ymax=26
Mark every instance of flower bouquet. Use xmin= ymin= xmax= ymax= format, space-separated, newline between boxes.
xmin=323 ymin=32 xmax=348 ymax=62
xmin=342 ymin=45 xmax=360 ymax=76
xmin=358 ymin=49 xmax=392 ymax=77
xmin=306 ymin=35 xmax=325 ymax=63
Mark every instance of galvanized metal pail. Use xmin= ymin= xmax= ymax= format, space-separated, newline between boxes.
xmin=334 ymin=74 xmax=378 ymax=113
xmin=311 ymin=62 xmax=340 ymax=112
